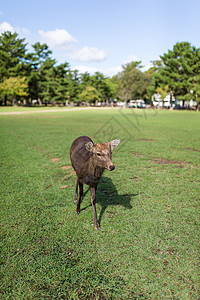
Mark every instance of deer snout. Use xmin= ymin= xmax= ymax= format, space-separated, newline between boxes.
xmin=108 ymin=165 xmax=115 ymax=171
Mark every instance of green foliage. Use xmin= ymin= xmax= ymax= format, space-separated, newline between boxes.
xmin=64 ymin=70 xmax=80 ymax=103
xmin=78 ymin=85 xmax=100 ymax=103
xmin=105 ymin=76 xmax=118 ymax=99
xmin=0 ymin=76 xmax=28 ymax=105
xmin=153 ymin=42 xmax=200 ymax=103
xmin=90 ymin=72 xmax=107 ymax=99
xmin=117 ymin=61 xmax=151 ymax=101
xmin=0 ymin=109 xmax=199 ymax=299
xmin=0 ymin=31 xmax=200 ymax=109
xmin=0 ymin=31 xmax=30 ymax=81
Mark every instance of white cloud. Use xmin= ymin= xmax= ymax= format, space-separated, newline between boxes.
xmin=69 ymin=46 xmax=107 ymax=62
xmin=20 ymin=27 xmax=31 ymax=35
xmin=38 ymin=28 xmax=77 ymax=50
xmin=0 ymin=21 xmax=31 ymax=38
xmin=0 ymin=21 xmax=14 ymax=33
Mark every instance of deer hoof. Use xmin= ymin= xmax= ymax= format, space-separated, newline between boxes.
xmin=95 ymin=223 xmax=100 ymax=230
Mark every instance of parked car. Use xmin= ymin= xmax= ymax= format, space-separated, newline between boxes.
xmin=117 ymin=101 xmax=125 ymax=107
xmin=128 ymin=99 xmax=146 ymax=108
xmin=128 ymin=100 xmax=136 ymax=108
xmin=137 ymin=100 xmax=146 ymax=108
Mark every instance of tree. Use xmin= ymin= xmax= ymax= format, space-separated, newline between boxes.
xmin=0 ymin=76 xmax=28 ymax=106
xmin=116 ymin=61 xmax=150 ymax=104
xmin=192 ymin=75 xmax=200 ymax=111
xmin=0 ymin=31 xmax=30 ymax=105
xmin=154 ymin=42 xmax=200 ymax=107
xmin=28 ymin=43 xmax=73 ymax=105
xmin=52 ymin=63 xmax=71 ymax=104
xmin=78 ymin=86 xmax=100 ymax=104
xmin=0 ymin=31 xmax=29 ymax=79
xmin=79 ymin=72 xmax=91 ymax=92
xmin=91 ymin=72 xmax=107 ymax=101
xmin=79 ymin=72 xmax=114 ymax=105
xmin=66 ymin=70 xmax=80 ymax=104
xmin=104 ymin=76 xmax=118 ymax=104
xmin=28 ymin=43 xmax=55 ymax=104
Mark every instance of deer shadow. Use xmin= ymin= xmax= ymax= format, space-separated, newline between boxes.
xmin=80 ymin=176 xmax=137 ymax=226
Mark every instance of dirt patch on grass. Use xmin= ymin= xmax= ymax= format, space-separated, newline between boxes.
xmin=60 ymin=165 xmax=71 ymax=170
xmin=34 ymin=145 xmax=45 ymax=153
xmin=151 ymin=157 xmax=189 ymax=168
xmin=70 ymin=170 xmax=76 ymax=175
xmin=185 ymin=147 xmax=200 ymax=153
xmin=129 ymin=151 xmax=143 ymax=157
xmin=50 ymin=158 xmax=60 ymax=162
xmin=60 ymin=185 xmax=69 ymax=189
xmin=59 ymin=175 xmax=71 ymax=182
xmin=131 ymin=177 xmax=139 ymax=182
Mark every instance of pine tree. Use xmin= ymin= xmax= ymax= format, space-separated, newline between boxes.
xmin=0 ymin=31 xmax=30 ymax=105
xmin=154 ymin=42 xmax=200 ymax=107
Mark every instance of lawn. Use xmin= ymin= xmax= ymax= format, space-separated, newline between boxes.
xmin=0 ymin=108 xmax=199 ymax=299
xmin=0 ymin=106 xmax=76 ymax=113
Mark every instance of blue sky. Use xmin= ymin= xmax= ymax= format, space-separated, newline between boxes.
xmin=0 ymin=0 xmax=200 ymax=76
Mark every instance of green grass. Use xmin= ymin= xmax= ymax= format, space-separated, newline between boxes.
xmin=0 ymin=108 xmax=199 ymax=299
xmin=0 ymin=106 xmax=76 ymax=113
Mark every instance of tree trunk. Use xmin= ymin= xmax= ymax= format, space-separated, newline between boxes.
xmin=158 ymin=99 xmax=161 ymax=109
xmin=4 ymin=95 xmax=7 ymax=106
xmin=170 ymin=92 xmax=173 ymax=108
xmin=38 ymin=98 xmax=42 ymax=106
xmin=12 ymin=96 xmax=17 ymax=106
xmin=196 ymin=102 xmax=200 ymax=111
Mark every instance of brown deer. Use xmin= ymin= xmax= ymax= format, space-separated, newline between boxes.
xmin=70 ymin=136 xmax=120 ymax=230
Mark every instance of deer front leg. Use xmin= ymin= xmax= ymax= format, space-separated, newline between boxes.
xmin=76 ymin=181 xmax=83 ymax=215
xmin=90 ymin=186 xmax=99 ymax=230
xmin=74 ymin=175 xmax=79 ymax=204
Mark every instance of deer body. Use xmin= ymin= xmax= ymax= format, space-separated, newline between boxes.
xmin=70 ymin=136 xmax=120 ymax=230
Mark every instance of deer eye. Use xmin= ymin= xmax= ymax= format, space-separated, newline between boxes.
xmin=97 ymin=153 xmax=101 ymax=157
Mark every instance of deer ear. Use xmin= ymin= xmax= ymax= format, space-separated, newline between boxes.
xmin=85 ymin=141 xmax=94 ymax=152
xmin=110 ymin=139 xmax=121 ymax=150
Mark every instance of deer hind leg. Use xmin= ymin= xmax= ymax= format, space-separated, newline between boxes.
xmin=90 ymin=186 xmax=99 ymax=230
xmin=75 ymin=179 xmax=83 ymax=215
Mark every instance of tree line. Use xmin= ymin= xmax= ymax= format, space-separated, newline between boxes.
xmin=0 ymin=31 xmax=200 ymax=110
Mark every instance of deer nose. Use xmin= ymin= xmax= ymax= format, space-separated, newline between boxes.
xmin=109 ymin=165 xmax=115 ymax=171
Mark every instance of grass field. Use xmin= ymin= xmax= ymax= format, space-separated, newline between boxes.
xmin=0 ymin=108 xmax=199 ymax=299
xmin=0 ymin=106 xmax=77 ymax=113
